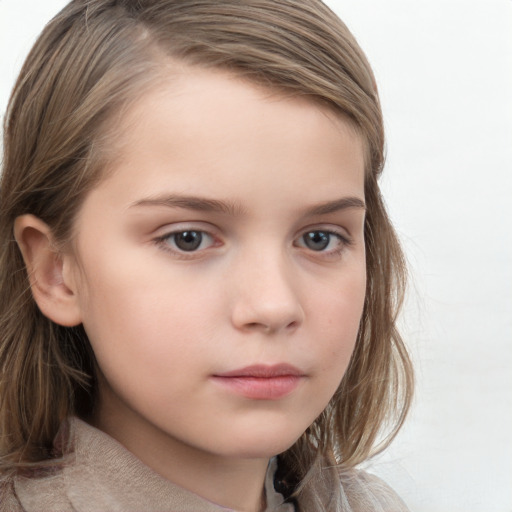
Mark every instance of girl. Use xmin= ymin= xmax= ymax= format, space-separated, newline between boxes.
xmin=0 ymin=1 xmax=413 ymax=510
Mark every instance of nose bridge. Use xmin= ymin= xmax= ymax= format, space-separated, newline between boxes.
xmin=230 ymin=241 xmax=304 ymax=333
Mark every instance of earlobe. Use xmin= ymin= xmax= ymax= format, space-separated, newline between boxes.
xmin=14 ymin=214 xmax=82 ymax=327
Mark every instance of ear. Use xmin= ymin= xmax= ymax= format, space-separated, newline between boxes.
xmin=14 ymin=214 xmax=82 ymax=327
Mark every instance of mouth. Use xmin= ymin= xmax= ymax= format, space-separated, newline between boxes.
xmin=211 ymin=364 xmax=305 ymax=400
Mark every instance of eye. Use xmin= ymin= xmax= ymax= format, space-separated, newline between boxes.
xmin=296 ymin=230 xmax=348 ymax=253
xmin=160 ymin=230 xmax=215 ymax=252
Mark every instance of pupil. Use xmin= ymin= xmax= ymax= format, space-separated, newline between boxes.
xmin=304 ymin=231 xmax=329 ymax=251
xmin=175 ymin=231 xmax=202 ymax=251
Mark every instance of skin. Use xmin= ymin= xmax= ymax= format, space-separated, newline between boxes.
xmin=18 ymin=67 xmax=367 ymax=511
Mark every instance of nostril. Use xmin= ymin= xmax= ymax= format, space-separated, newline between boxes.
xmin=243 ymin=319 xmax=300 ymax=334
xmin=246 ymin=322 xmax=263 ymax=330
xmin=286 ymin=320 xmax=299 ymax=330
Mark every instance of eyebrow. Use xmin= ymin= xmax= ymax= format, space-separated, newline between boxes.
xmin=130 ymin=195 xmax=246 ymax=216
xmin=304 ymin=197 xmax=366 ymax=216
xmin=130 ymin=194 xmax=366 ymax=216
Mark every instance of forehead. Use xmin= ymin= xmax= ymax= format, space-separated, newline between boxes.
xmin=108 ymin=66 xmax=363 ymax=165
xmin=88 ymin=66 xmax=365 ymax=215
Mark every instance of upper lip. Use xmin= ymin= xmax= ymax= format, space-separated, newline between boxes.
xmin=214 ymin=364 xmax=304 ymax=378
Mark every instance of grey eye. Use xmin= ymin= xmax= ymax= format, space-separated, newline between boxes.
xmin=173 ymin=231 xmax=204 ymax=251
xmin=302 ymin=231 xmax=331 ymax=251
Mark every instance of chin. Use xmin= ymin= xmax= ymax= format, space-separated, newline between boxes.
xmin=212 ymin=422 xmax=307 ymax=459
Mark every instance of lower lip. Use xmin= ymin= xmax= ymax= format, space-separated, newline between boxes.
xmin=211 ymin=375 xmax=302 ymax=400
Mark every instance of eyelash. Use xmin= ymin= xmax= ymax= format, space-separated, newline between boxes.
xmin=154 ymin=229 xmax=219 ymax=259
xmin=294 ymin=229 xmax=352 ymax=258
xmin=154 ymin=227 xmax=352 ymax=259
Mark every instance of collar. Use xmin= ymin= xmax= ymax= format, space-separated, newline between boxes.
xmin=15 ymin=417 xmax=294 ymax=512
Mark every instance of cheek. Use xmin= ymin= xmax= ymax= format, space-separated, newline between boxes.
xmin=75 ymin=260 xmax=222 ymax=375
xmin=79 ymin=286 xmax=205 ymax=415
xmin=312 ymin=267 xmax=366 ymax=370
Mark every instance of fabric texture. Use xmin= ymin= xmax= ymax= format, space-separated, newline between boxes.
xmin=0 ymin=418 xmax=409 ymax=511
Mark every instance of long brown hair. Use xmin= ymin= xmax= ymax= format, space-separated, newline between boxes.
xmin=0 ymin=0 xmax=413 ymax=506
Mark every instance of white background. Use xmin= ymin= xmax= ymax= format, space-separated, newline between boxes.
xmin=1 ymin=1 xmax=511 ymax=511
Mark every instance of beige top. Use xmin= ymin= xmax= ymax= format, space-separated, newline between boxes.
xmin=0 ymin=418 xmax=409 ymax=512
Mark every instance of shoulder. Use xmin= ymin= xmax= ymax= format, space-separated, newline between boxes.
xmin=339 ymin=468 xmax=410 ymax=512
xmin=0 ymin=477 xmax=24 ymax=512
xmin=288 ymin=455 xmax=410 ymax=512
xmin=1 ymin=468 xmax=71 ymax=512
xmin=0 ymin=418 xmax=73 ymax=512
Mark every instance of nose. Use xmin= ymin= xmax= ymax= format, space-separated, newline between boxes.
xmin=229 ymin=250 xmax=305 ymax=335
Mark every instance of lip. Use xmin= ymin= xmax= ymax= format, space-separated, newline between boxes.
xmin=211 ymin=364 xmax=304 ymax=400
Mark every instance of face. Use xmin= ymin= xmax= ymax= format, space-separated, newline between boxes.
xmin=67 ymin=67 xmax=367 ymax=463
